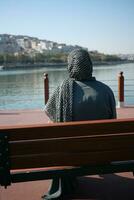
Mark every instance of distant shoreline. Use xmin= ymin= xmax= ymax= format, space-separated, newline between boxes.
xmin=2 ymin=62 xmax=67 ymax=69
xmin=93 ymin=60 xmax=134 ymax=66
xmin=1 ymin=60 xmax=133 ymax=70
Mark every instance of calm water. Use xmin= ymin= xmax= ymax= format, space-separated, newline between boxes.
xmin=0 ymin=63 xmax=134 ymax=110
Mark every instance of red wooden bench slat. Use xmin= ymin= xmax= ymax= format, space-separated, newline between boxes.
xmin=10 ymin=148 xmax=134 ymax=169
xmin=0 ymin=118 xmax=134 ymax=141
xmin=9 ymin=132 xmax=134 ymax=156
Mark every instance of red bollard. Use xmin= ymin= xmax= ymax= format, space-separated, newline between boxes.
xmin=118 ymin=71 xmax=124 ymax=107
xmin=44 ymin=73 xmax=49 ymax=105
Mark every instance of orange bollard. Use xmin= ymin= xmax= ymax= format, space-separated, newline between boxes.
xmin=44 ymin=73 xmax=49 ymax=105
xmin=118 ymin=71 xmax=124 ymax=107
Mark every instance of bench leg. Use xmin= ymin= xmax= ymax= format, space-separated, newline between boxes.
xmin=42 ymin=176 xmax=78 ymax=200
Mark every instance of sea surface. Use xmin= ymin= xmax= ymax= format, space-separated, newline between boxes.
xmin=0 ymin=63 xmax=134 ymax=110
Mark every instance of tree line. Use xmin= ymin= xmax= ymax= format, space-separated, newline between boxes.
xmin=0 ymin=51 xmax=123 ymax=65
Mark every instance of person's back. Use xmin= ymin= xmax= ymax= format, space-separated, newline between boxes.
xmin=73 ymin=79 xmax=116 ymax=121
xmin=45 ymin=48 xmax=116 ymax=122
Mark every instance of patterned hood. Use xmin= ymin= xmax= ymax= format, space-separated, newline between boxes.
xmin=67 ymin=49 xmax=93 ymax=80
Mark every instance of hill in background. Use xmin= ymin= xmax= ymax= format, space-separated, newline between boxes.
xmin=0 ymin=34 xmax=132 ymax=67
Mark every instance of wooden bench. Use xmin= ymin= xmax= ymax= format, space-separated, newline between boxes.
xmin=0 ymin=118 xmax=134 ymax=199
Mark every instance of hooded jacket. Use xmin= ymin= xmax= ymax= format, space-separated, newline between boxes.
xmin=45 ymin=49 xmax=116 ymax=122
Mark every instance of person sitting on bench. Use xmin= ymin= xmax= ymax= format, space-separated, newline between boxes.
xmin=45 ymin=48 xmax=116 ymax=122
xmin=43 ymin=49 xmax=117 ymax=199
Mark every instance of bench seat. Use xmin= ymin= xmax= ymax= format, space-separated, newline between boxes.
xmin=0 ymin=118 xmax=134 ymax=191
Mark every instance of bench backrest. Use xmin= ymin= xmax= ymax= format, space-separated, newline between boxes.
xmin=0 ymin=118 xmax=134 ymax=170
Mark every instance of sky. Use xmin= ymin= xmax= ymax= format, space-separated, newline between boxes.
xmin=0 ymin=0 xmax=134 ymax=54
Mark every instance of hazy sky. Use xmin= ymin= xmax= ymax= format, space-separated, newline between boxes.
xmin=0 ymin=0 xmax=134 ymax=54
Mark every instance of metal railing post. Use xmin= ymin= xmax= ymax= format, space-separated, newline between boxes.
xmin=118 ymin=71 xmax=124 ymax=107
xmin=44 ymin=73 xmax=49 ymax=105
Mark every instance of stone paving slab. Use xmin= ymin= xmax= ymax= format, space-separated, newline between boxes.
xmin=117 ymin=106 xmax=134 ymax=119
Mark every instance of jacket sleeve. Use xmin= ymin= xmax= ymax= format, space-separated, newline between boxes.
xmin=109 ymin=91 xmax=117 ymax=119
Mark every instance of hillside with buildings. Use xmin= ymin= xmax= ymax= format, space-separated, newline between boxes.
xmin=0 ymin=34 xmax=83 ymax=54
xmin=0 ymin=34 xmax=132 ymax=68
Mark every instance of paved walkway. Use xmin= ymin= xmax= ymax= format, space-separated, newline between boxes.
xmin=0 ymin=106 xmax=134 ymax=126
xmin=0 ymin=106 xmax=134 ymax=200
xmin=0 ymin=109 xmax=50 ymax=126
xmin=1 ymin=172 xmax=134 ymax=200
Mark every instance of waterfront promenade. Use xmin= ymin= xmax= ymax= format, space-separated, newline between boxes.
xmin=0 ymin=106 xmax=134 ymax=126
xmin=0 ymin=106 xmax=134 ymax=200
